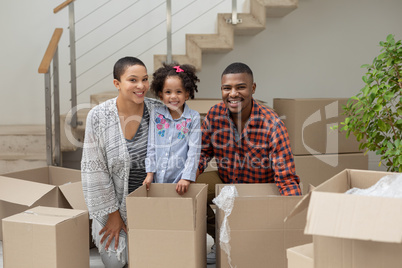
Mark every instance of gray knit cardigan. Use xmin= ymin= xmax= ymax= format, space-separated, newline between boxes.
xmin=81 ymin=97 xmax=162 ymax=226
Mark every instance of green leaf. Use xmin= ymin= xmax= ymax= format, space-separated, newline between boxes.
xmin=362 ymin=76 xmax=368 ymax=83
xmin=378 ymin=120 xmax=387 ymax=132
xmin=378 ymin=53 xmax=387 ymax=60
xmin=363 ymin=85 xmax=370 ymax=96
xmin=384 ymin=91 xmax=394 ymax=101
xmin=361 ymin=64 xmax=371 ymax=68
xmin=397 ymin=108 xmax=402 ymax=116
xmin=386 ymin=34 xmax=394 ymax=42
xmin=373 ymin=104 xmax=383 ymax=112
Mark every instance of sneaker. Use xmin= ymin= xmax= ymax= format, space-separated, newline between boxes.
xmin=207 ymin=244 xmax=216 ymax=264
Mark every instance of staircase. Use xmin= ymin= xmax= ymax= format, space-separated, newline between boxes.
xmin=154 ymin=0 xmax=298 ymax=70
xmin=0 ymin=125 xmax=47 ymax=174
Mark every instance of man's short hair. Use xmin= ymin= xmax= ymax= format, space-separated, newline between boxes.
xmin=221 ymin=62 xmax=253 ymax=80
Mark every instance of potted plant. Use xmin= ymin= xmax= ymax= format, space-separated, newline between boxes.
xmin=336 ymin=34 xmax=402 ymax=172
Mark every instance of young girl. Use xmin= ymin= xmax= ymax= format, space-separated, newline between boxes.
xmin=144 ymin=63 xmax=201 ymax=195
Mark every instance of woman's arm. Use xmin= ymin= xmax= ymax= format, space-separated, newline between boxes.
xmin=81 ymin=108 xmax=119 ymax=219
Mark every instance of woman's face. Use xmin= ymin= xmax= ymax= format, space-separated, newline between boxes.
xmin=114 ymin=64 xmax=149 ymax=104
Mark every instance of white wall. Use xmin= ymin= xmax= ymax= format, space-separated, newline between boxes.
xmin=0 ymin=0 xmax=401 ymax=123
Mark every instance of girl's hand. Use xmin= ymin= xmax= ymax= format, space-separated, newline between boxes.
xmin=99 ymin=210 xmax=127 ymax=251
xmin=143 ymin=173 xmax=154 ymax=190
xmin=176 ymin=179 xmax=191 ymax=195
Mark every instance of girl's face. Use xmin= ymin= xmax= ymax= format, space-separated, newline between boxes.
xmin=159 ymin=76 xmax=189 ymax=115
xmin=114 ymin=64 xmax=149 ymax=105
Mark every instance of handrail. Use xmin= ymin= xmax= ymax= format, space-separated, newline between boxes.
xmin=38 ymin=28 xmax=63 ymax=74
xmin=53 ymin=0 xmax=74 ymax=14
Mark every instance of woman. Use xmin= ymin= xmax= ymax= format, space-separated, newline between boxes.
xmin=81 ymin=56 xmax=161 ymax=267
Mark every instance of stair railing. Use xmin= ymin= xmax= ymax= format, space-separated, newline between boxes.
xmin=227 ymin=0 xmax=242 ymax=24
xmin=38 ymin=28 xmax=63 ymax=166
xmin=54 ymin=0 xmax=78 ymax=128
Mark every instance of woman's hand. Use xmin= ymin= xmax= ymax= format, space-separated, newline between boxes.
xmin=99 ymin=210 xmax=127 ymax=250
xmin=143 ymin=173 xmax=154 ymax=190
xmin=176 ymin=179 xmax=191 ymax=195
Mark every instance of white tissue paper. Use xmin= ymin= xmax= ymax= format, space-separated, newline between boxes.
xmin=346 ymin=173 xmax=402 ymax=198
xmin=212 ymin=185 xmax=239 ymax=268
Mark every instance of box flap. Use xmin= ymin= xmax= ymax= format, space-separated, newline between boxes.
xmin=284 ymin=191 xmax=312 ymax=223
xmin=285 ymin=169 xmax=394 ymax=222
xmin=305 ymin=191 xmax=402 ymax=243
xmin=126 ymin=184 xmax=200 ymax=230
xmin=48 ymin=166 xmax=81 ymax=186
xmin=2 ymin=167 xmax=50 ymax=184
xmin=0 ymin=176 xmax=56 ymax=206
xmin=58 ymin=181 xmax=87 ymax=210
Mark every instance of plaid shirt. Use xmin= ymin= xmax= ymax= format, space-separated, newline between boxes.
xmin=198 ymin=99 xmax=301 ymax=196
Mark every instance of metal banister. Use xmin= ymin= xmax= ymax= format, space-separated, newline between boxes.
xmin=38 ymin=28 xmax=63 ymax=166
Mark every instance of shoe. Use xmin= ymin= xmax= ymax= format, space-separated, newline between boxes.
xmin=207 ymin=244 xmax=216 ymax=264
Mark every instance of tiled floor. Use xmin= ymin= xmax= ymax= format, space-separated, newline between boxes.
xmin=0 ymin=236 xmax=215 ymax=268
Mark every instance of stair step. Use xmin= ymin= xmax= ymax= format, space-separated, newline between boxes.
xmin=221 ymin=13 xmax=266 ymax=35
xmin=90 ymin=91 xmax=118 ymax=106
xmin=0 ymin=158 xmax=47 ymax=174
xmin=263 ymin=0 xmax=298 ymax=17
xmin=0 ymin=125 xmax=46 ymax=155
xmin=60 ymin=110 xmax=89 ymax=152
xmin=0 ymin=125 xmax=47 ymax=174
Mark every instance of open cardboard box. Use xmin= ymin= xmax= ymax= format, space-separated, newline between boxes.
xmin=2 ymin=206 xmax=89 ymax=268
xmin=126 ymin=183 xmax=208 ymax=268
xmin=287 ymin=169 xmax=401 ymax=268
xmin=273 ymin=98 xmax=362 ymax=155
xmin=215 ymin=183 xmax=312 ymax=268
xmin=0 ymin=166 xmax=83 ymax=240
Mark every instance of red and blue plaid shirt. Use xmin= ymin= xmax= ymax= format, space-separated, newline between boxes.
xmin=198 ymin=99 xmax=301 ymax=196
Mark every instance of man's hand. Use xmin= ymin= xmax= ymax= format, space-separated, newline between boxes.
xmin=99 ymin=210 xmax=127 ymax=250
xmin=176 ymin=179 xmax=191 ymax=195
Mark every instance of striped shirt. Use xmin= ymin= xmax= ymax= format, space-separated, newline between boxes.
xmin=127 ymin=105 xmax=149 ymax=193
xmin=198 ymin=99 xmax=301 ymax=196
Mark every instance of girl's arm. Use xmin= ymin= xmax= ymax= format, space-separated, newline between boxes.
xmin=177 ymin=111 xmax=202 ymax=194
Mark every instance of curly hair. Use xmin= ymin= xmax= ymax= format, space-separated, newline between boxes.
xmin=150 ymin=63 xmax=199 ymax=99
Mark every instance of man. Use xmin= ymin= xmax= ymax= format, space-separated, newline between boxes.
xmin=196 ymin=62 xmax=301 ymax=264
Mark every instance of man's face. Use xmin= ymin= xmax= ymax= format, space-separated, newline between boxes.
xmin=221 ymin=72 xmax=256 ymax=116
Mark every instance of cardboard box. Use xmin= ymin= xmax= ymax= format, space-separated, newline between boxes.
xmin=0 ymin=166 xmax=82 ymax=240
xmin=294 ymin=153 xmax=368 ymax=194
xmin=215 ymin=183 xmax=312 ymax=268
xmin=126 ymin=183 xmax=208 ymax=268
xmin=287 ymin=243 xmax=314 ymax=268
xmin=2 ymin=206 xmax=89 ymax=268
xmin=288 ymin=169 xmax=400 ymax=268
xmin=273 ymin=98 xmax=362 ymax=155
